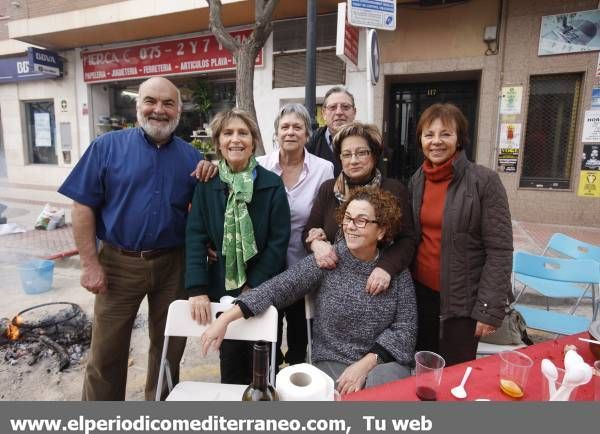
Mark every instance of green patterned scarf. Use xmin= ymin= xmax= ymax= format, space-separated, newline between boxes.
xmin=219 ymin=156 xmax=258 ymax=290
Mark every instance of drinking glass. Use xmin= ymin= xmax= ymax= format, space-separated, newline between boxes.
xmin=498 ymin=350 xmax=533 ymax=399
xmin=414 ymin=351 xmax=445 ymax=401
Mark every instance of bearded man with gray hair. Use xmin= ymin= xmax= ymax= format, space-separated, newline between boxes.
xmin=59 ymin=76 xmax=203 ymax=400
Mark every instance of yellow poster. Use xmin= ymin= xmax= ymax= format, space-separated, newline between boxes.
xmin=577 ymin=170 xmax=600 ymax=197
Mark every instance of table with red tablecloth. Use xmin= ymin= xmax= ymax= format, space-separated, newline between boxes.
xmin=344 ymin=332 xmax=597 ymax=401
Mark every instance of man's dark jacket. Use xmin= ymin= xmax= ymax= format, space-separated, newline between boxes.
xmin=306 ymin=126 xmax=342 ymax=177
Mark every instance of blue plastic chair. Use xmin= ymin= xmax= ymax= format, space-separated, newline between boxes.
xmin=512 ymin=251 xmax=600 ymax=335
xmin=542 ymin=234 xmax=600 ymax=317
xmin=542 ymin=233 xmax=600 ymax=262
xmin=514 ymin=235 xmax=600 ymax=317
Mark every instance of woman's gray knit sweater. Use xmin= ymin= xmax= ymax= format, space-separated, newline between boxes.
xmin=237 ymin=240 xmax=417 ymax=365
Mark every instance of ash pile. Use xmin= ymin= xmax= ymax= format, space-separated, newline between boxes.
xmin=1 ymin=302 xmax=91 ymax=371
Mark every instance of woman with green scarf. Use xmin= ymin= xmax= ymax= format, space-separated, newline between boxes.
xmin=185 ymin=108 xmax=291 ymax=385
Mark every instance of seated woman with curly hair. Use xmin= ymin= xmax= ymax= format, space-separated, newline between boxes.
xmin=199 ymin=187 xmax=417 ymax=395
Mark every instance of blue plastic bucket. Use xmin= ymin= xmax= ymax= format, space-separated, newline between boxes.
xmin=18 ymin=259 xmax=54 ymax=294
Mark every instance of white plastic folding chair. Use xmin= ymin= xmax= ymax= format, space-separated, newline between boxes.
xmin=155 ymin=300 xmax=278 ymax=401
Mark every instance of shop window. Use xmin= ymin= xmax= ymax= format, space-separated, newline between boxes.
xmin=273 ymin=49 xmax=345 ymax=88
xmin=519 ymin=73 xmax=582 ymax=189
xmin=177 ymin=80 xmax=236 ymax=141
xmin=92 ymin=78 xmax=236 ymax=143
xmin=24 ymin=100 xmax=57 ymax=165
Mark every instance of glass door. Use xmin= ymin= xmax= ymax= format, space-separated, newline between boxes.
xmin=25 ymin=100 xmax=57 ymax=165
xmin=387 ymin=80 xmax=479 ymax=183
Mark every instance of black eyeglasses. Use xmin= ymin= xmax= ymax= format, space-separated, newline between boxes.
xmin=342 ymin=214 xmax=379 ymax=228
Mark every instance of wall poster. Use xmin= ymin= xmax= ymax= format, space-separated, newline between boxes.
xmin=592 ymin=86 xmax=600 ymax=109
xmin=539 ymin=10 xmax=600 ymax=56
xmin=577 ymin=170 xmax=600 ymax=197
xmin=497 ymin=123 xmax=521 ymax=173
xmin=578 ymin=144 xmax=600 ymax=197
xmin=582 ymin=110 xmax=600 ymax=142
xmin=582 ymin=144 xmax=600 ymax=171
xmin=500 ymin=86 xmax=523 ymax=115
xmin=33 ymin=112 xmax=52 ymax=147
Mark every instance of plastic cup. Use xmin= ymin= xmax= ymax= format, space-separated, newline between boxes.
xmin=414 ymin=351 xmax=445 ymax=401
xmin=499 ymin=350 xmax=533 ymax=399
xmin=543 ymin=367 xmax=580 ymax=401
xmin=594 ymin=360 xmax=600 ymax=401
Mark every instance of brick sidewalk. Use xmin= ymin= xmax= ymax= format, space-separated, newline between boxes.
xmin=0 ymin=224 xmax=75 ymax=261
xmin=513 ymin=220 xmax=600 ymax=253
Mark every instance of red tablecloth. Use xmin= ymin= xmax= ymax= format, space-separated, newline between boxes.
xmin=344 ymin=332 xmax=597 ymax=401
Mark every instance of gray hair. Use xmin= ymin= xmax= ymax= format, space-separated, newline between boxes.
xmin=323 ymin=86 xmax=355 ymax=108
xmin=274 ymin=103 xmax=312 ymax=140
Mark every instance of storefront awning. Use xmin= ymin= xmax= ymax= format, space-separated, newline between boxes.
xmin=8 ymin=0 xmax=343 ymax=51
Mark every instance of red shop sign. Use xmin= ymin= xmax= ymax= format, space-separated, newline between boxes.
xmin=81 ymin=29 xmax=263 ymax=83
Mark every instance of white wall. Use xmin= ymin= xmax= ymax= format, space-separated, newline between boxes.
xmin=1 ymin=49 xmax=80 ymax=186
xmin=253 ymin=32 xmax=370 ymax=155
xmin=0 ymin=83 xmax=25 ymax=172
xmin=74 ymin=48 xmax=92 ymax=159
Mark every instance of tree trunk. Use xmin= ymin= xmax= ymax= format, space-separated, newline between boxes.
xmin=207 ymin=0 xmax=278 ymax=156
xmin=235 ymin=47 xmax=264 ymax=155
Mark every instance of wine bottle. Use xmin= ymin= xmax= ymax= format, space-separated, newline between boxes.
xmin=242 ymin=341 xmax=279 ymax=401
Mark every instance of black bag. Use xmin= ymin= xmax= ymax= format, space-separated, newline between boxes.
xmin=479 ymin=308 xmax=533 ymax=346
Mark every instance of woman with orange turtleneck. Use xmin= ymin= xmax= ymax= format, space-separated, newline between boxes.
xmin=409 ymin=103 xmax=513 ymax=366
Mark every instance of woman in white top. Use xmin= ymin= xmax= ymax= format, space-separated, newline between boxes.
xmin=257 ymin=103 xmax=334 ymax=366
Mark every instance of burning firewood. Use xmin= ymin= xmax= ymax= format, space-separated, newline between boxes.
xmin=1 ymin=302 xmax=91 ymax=369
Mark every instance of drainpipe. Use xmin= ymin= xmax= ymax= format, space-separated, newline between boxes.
xmin=491 ymin=0 xmax=508 ymax=170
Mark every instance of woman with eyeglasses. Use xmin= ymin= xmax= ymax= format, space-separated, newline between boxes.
xmin=409 ymin=103 xmax=513 ymax=365
xmin=303 ymin=122 xmax=415 ymax=295
xmin=200 ymin=188 xmax=416 ymax=395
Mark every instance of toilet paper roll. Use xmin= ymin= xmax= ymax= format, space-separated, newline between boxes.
xmin=219 ymin=295 xmax=236 ymax=304
xmin=276 ymin=363 xmax=335 ymax=401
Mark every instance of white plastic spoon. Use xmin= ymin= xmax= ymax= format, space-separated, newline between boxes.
xmin=550 ymin=363 xmax=593 ymax=401
xmin=578 ymin=337 xmax=600 ymax=346
xmin=564 ymin=350 xmax=584 ymax=371
xmin=451 ymin=366 xmax=472 ymax=399
xmin=541 ymin=359 xmax=558 ymax=398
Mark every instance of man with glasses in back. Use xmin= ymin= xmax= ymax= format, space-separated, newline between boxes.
xmin=307 ymin=86 xmax=357 ymax=177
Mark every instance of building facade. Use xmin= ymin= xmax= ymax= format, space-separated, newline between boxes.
xmin=0 ymin=0 xmax=598 ymax=226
